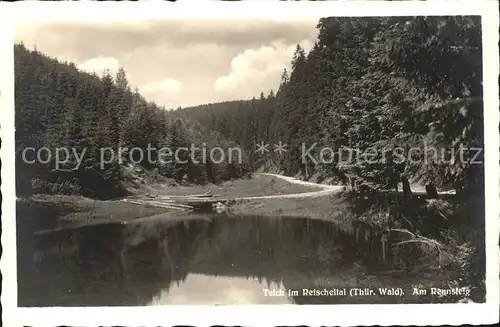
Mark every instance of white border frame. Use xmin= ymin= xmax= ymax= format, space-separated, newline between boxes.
xmin=1 ymin=1 xmax=499 ymax=326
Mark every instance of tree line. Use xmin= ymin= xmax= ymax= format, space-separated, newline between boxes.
xmin=180 ymin=16 xmax=484 ymax=197
xmin=15 ymin=44 xmax=249 ymax=199
xmin=15 ymin=17 xmax=484 ymax=199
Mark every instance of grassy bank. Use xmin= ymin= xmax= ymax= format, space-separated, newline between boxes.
xmin=231 ymin=193 xmax=347 ymax=220
xmin=131 ymin=173 xmax=322 ymax=198
xmin=16 ymin=195 xmax=170 ymax=233
xmin=17 ymin=174 xmax=323 ymax=232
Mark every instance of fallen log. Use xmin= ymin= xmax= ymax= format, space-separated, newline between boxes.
xmin=121 ymin=199 xmax=194 ymax=211
xmin=147 ymin=200 xmax=194 ymax=210
xmin=157 ymin=193 xmax=219 ymax=199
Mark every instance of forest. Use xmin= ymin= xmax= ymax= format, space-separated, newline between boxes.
xmin=180 ymin=16 xmax=484 ymax=198
xmin=15 ymin=44 xmax=249 ymax=199
xmin=13 ymin=15 xmax=487 ymax=302
xmin=16 ymin=16 xmax=484 ymax=202
xmin=178 ymin=17 xmax=486 ymax=297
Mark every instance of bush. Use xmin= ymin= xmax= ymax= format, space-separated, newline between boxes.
xmin=31 ymin=178 xmax=82 ymax=196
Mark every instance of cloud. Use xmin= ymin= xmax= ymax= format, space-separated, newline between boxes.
xmin=15 ymin=20 xmax=318 ymax=60
xmin=149 ymin=274 xmax=291 ymax=305
xmin=214 ymin=39 xmax=314 ymax=98
xmin=140 ymin=78 xmax=184 ymax=108
xmin=14 ymin=19 xmax=319 ymax=107
xmin=77 ymin=56 xmax=121 ymax=77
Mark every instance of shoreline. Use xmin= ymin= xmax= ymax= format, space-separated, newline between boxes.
xmin=18 ymin=173 xmax=338 ymax=232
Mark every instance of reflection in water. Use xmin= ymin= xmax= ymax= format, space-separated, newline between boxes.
xmin=18 ymin=214 xmax=447 ymax=306
xmin=150 ymin=273 xmax=292 ymax=305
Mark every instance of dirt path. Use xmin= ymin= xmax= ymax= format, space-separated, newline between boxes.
xmin=238 ymin=173 xmax=342 ymax=200
xmin=123 ymin=173 xmax=342 ymax=210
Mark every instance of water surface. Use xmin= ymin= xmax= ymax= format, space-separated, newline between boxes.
xmin=18 ymin=213 xmax=460 ymax=306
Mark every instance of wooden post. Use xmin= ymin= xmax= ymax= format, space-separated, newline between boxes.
xmin=401 ymin=175 xmax=412 ymax=201
xmin=381 ymin=233 xmax=388 ymax=262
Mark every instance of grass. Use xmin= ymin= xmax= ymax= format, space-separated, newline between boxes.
xmin=17 ymin=174 xmax=323 ymax=232
xmin=17 ymin=194 xmax=171 ymax=232
xmin=230 ymin=192 xmax=350 ymax=222
xmin=132 ymin=174 xmax=322 ymax=198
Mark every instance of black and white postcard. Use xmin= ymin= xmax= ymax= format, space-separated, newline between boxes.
xmin=1 ymin=1 xmax=499 ymax=326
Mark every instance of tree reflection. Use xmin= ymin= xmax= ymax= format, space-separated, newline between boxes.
xmin=18 ymin=214 xmax=390 ymax=306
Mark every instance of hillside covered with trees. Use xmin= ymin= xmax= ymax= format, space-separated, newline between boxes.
xmin=178 ymin=17 xmax=486 ymax=298
xmin=13 ymin=16 xmax=487 ymax=304
xmin=15 ymin=44 xmax=249 ymax=199
xmin=180 ymin=16 xmax=483 ymax=198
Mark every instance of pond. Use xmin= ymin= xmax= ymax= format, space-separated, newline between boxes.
xmin=17 ymin=213 xmax=466 ymax=306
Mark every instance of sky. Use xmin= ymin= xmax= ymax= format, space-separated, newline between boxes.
xmin=15 ymin=19 xmax=318 ymax=109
